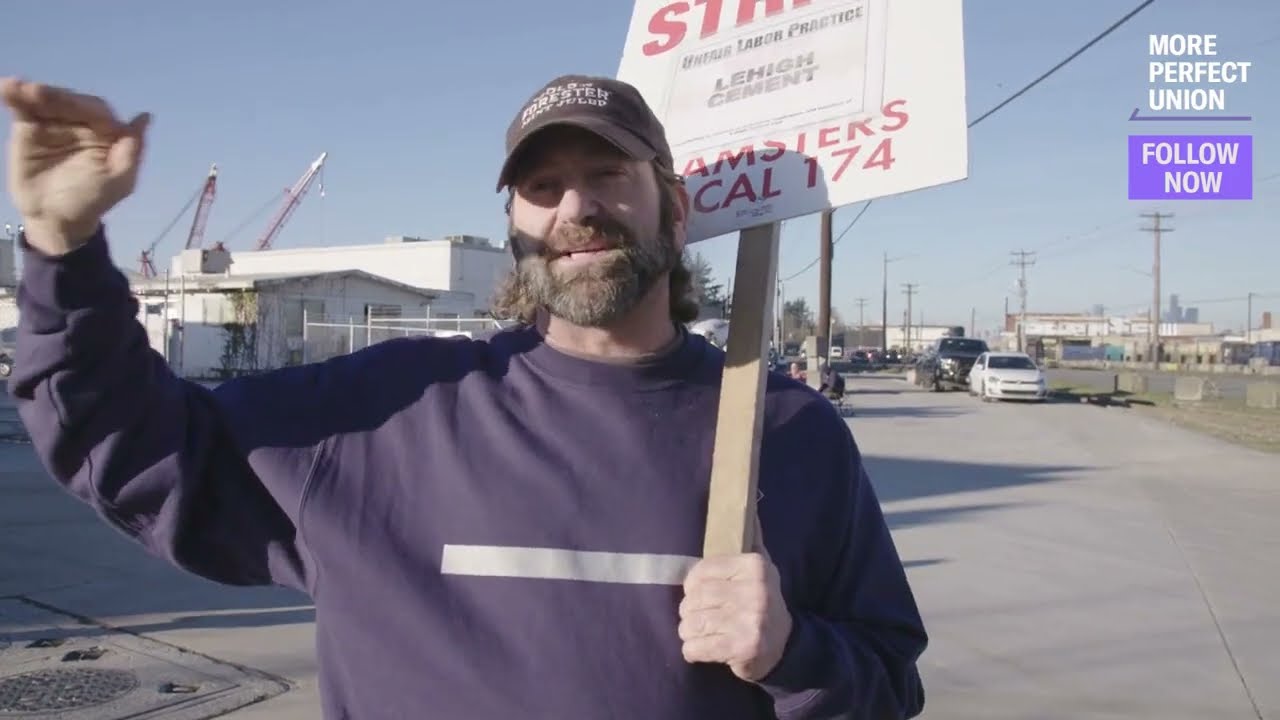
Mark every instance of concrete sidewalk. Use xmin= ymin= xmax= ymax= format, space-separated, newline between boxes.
xmin=1 ymin=376 xmax=1277 ymax=718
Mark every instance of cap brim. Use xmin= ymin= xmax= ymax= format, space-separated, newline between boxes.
xmin=496 ymin=117 xmax=656 ymax=192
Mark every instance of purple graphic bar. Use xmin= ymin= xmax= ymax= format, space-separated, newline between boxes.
xmin=1128 ymin=135 xmax=1253 ymax=200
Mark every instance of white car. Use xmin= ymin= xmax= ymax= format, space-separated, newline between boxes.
xmin=968 ymin=351 xmax=1048 ymax=402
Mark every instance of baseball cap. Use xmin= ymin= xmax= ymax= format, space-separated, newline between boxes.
xmin=496 ymin=74 xmax=675 ymax=192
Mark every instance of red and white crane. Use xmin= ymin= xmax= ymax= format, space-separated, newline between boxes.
xmin=252 ymin=152 xmax=327 ymax=251
xmin=138 ymin=164 xmax=218 ymax=278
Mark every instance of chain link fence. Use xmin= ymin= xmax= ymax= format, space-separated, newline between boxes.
xmin=302 ymin=312 xmax=511 ymax=364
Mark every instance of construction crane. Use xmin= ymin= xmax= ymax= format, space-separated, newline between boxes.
xmin=252 ymin=152 xmax=327 ymax=251
xmin=138 ymin=164 xmax=218 ymax=278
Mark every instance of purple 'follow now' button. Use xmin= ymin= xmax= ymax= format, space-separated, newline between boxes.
xmin=1128 ymin=135 xmax=1252 ymax=200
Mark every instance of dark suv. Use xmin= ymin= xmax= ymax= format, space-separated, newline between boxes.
xmin=915 ymin=336 xmax=990 ymax=391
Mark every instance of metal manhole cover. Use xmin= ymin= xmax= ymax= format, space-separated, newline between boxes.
xmin=0 ymin=668 xmax=138 ymax=714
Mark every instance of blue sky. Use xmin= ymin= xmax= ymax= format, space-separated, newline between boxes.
xmin=2 ymin=1 xmax=1276 ymax=332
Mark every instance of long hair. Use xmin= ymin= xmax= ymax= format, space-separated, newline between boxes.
xmin=492 ymin=162 xmax=699 ymax=325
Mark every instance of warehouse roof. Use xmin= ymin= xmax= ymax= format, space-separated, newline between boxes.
xmin=128 ymin=268 xmax=449 ymax=299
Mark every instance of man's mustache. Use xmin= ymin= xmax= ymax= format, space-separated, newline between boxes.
xmin=511 ymin=217 xmax=636 ymax=261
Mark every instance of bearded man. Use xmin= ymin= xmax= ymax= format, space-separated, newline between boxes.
xmin=2 ymin=73 xmax=927 ymax=719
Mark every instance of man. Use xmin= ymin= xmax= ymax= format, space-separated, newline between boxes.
xmin=788 ymin=361 xmax=807 ymax=383
xmin=2 ymin=74 xmax=927 ymax=719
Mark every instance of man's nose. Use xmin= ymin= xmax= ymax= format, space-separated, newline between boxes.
xmin=556 ymin=186 xmax=601 ymax=224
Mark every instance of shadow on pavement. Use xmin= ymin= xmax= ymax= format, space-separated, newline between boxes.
xmin=902 ymin=558 xmax=948 ymax=569
xmin=885 ymin=502 xmax=1022 ymax=531
xmin=862 ymin=455 xmax=1083 ymax=505
xmin=845 ymin=405 xmax=972 ymax=419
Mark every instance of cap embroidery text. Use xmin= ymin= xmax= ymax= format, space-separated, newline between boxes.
xmin=520 ymin=82 xmax=613 ymax=128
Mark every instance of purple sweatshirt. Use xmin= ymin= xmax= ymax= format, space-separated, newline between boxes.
xmin=11 ymin=227 xmax=927 ymax=719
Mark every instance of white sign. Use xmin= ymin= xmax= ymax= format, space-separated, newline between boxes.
xmin=616 ymin=0 xmax=969 ymax=242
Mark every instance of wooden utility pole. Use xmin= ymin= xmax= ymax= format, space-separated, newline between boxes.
xmin=817 ymin=209 xmax=834 ymax=362
xmin=970 ymin=307 xmax=976 ymax=338
xmin=1010 ymin=250 xmax=1036 ymax=353
xmin=1140 ymin=212 xmax=1173 ymax=368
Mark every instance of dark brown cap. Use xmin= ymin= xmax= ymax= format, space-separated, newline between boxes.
xmin=496 ymin=74 xmax=674 ymax=192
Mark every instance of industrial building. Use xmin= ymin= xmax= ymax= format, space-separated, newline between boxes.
xmin=188 ymin=234 xmax=512 ymax=313
xmin=128 ymin=240 xmax=500 ymax=378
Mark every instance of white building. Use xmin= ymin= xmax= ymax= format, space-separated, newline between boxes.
xmin=1017 ymin=313 xmax=1214 ymax=339
xmin=133 ymin=259 xmax=479 ymax=379
xmin=884 ymin=325 xmax=966 ymax=352
xmin=176 ymin=234 xmax=512 ymax=314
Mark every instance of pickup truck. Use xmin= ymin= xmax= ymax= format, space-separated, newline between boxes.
xmin=914 ymin=336 xmax=990 ymax=391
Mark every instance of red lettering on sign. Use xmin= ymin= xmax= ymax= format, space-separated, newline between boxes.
xmin=713 ymin=146 xmax=756 ymax=173
xmin=643 ymin=0 xmax=814 ymax=56
xmin=696 ymin=0 xmax=723 ymax=38
xmin=880 ymin=99 xmax=909 ymax=132
xmin=759 ymin=140 xmax=787 ymax=162
xmin=817 ymin=126 xmax=841 ymax=149
xmin=692 ymin=168 xmax=782 ymax=213
xmin=643 ymin=2 xmax=689 ymax=56
xmin=681 ymin=99 xmax=912 ymax=175
xmin=736 ymin=0 xmax=786 ymax=27
xmin=865 ymin=138 xmax=896 ymax=171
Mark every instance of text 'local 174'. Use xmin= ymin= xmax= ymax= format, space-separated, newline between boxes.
xmin=1127 ymin=135 xmax=1252 ymax=200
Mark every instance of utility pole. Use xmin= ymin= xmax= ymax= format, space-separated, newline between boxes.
xmin=817 ymin=209 xmax=834 ymax=362
xmin=902 ymin=283 xmax=918 ymax=351
xmin=1246 ymin=291 xmax=1253 ymax=342
xmin=853 ymin=297 xmax=868 ymax=346
xmin=1010 ymin=250 xmax=1036 ymax=353
xmin=970 ymin=307 xmax=976 ymax=337
xmin=1140 ymin=212 xmax=1173 ymax=368
xmin=882 ymin=253 xmax=889 ymax=353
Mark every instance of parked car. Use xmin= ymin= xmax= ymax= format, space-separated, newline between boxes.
xmin=968 ymin=351 xmax=1048 ymax=401
xmin=0 ymin=327 xmax=15 ymax=378
xmin=914 ymin=336 xmax=990 ymax=391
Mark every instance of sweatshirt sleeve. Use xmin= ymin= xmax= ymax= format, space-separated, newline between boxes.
xmin=10 ymin=226 xmax=338 ymax=592
xmin=756 ymin=410 xmax=928 ymax=719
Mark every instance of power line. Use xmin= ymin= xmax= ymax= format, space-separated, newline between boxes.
xmin=781 ymin=201 xmax=872 ymax=282
xmin=779 ymin=0 xmax=1158 ymax=281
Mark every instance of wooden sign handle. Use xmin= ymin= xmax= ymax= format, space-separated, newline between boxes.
xmin=702 ymin=222 xmax=781 ymax=557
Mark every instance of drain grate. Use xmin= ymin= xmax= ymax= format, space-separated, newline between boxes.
xmin=0 ymin=668 xmax=138 ymax=714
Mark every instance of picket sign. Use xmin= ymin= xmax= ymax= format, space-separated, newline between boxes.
xmin=616 ymin=0 xmax=970 ymax=555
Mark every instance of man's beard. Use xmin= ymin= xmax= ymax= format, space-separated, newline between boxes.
xmin=506 ymin=211 xmax=679 ymax=327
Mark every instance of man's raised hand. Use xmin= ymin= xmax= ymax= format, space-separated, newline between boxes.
xmin=2 ymin=78 xmax=150 ymax=255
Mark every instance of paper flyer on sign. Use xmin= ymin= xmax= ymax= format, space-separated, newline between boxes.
xmin=616 ymin=0 xmax=969 ymax=242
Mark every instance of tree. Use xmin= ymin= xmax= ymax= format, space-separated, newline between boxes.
xmin=685 ymin=250 xmax=724 ymax=310
xmin=782 ymin=298 xmax=814 ymax=341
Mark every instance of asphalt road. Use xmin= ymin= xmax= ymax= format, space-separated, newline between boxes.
xmin=1 ymin=374 xmax=1277 ymax=718
xmin=1046 ymin=367 xmax=1259 ymax=401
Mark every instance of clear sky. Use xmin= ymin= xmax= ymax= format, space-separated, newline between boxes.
xmin=3 ymin=1 xmax=1276 ymax=332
